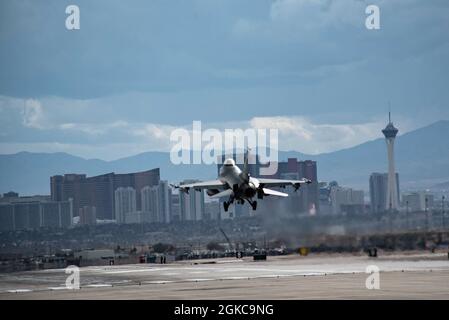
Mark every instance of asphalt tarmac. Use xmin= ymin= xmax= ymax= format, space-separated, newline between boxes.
xmin=1 ymin=252 xmax=448 ymax=299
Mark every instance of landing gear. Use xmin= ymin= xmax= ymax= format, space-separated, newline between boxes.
xmin=242 ymin=198 xmax=258 ymax=211
xmin=251 ymin=201 xmax=257 ymax=211
xmin=223 ymin=201 xmax=234 ymax=217
xmin=226 ymin=197 xmax=257 ymax=212
xmin=244 ymin=198 xmax=257 ymax=210
xmin=224 ymin=195 xmax=236 ymax=213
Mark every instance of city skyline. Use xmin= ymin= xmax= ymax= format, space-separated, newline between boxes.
xmin=0 ymin=115 xmax=432 ymax=227
xmin=1 ymin=118 xmax=449 ymax=196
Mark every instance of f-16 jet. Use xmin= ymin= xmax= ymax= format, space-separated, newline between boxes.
xmin=172 ymin=150 xmax=312 ymax=212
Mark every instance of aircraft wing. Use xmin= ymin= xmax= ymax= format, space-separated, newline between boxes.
xmin=263 ymin=188 xmax=288 ymax=197
xmin=257 ymin=178 xmax=312 ymax=189
xmin=176 ymin=179 xmax=226 ymax=192
xmin=209 ymin=189 xmax=233 ymax=199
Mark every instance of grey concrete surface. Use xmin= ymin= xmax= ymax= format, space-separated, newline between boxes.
xmin=1 ymin=252 xmax=448 ymax=299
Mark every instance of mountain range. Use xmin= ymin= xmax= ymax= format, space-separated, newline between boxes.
xmin=1 ymin=120 xmax=449 ymax=195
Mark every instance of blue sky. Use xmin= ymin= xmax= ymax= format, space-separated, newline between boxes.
xmin=0 ymin=0 xmax=448 ymax=159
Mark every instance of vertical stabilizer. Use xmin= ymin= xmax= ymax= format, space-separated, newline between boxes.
xmin=242 ymin=148 xmax=251 ymax=182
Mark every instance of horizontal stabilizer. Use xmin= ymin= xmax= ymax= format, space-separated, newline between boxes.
xmin=209 ymin=189 xmax=233 ymax=199
xmin=263 ymin=188 xmax=288 ymax=197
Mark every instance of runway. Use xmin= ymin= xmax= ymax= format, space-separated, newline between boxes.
xmin=1 ymin=252 xmax=448 ymax=299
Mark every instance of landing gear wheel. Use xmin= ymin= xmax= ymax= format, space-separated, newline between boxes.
xmin=223 ymin=202 xmax=229 ymax=212
xmin=251 ymin=201 xmax=257 ymax=211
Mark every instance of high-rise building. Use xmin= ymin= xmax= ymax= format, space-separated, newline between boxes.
xmin=329 ymin=186 xmax=364 ymax=215
xmin=170 ymin=193 xmax=181 ymax=222
xmin=0 ymin=196 xmax=73 ymax=231
xmin=141 ymin=185 xmax=157 ymax=223
xmin=0 ymin=204 xmax=14 ymax=231
xmin=79 ymin=206 xmax=96 ymax=225
xmin=141 ymin=181 xmax=172 ymax=223
xmin=158 ymin=181 xmax=172 ymax=223
xmin=114 ymin=187 xmax=137 ymax=223
xmin=204 ymin=201 xmax=220 ymax=220
xmin=113 ymin=170 xmax=160 ymax=211
xmin=50 ymin=168 xmax=160 ymax=220
xmin=403 ymin=192 xmax=434 ymax=212
xmin=369 ymin=172 xmax=400 ymax=213
xmin=2 ymin=191 xmax=19 ymax=199
xmin=259 ymin=158 xmax=319 ymax=215
xmin=382 ymin=113 xmax=399 ymax=210
xmin=124 ymin=211 xmax=142 ymax=224
xmin=51 ymin=173 xmax=86 ymax=218
xmin=318 ymin=182 xmax=335 ymax=215
xmin=179 ymin=179 xmax=205 ymax=221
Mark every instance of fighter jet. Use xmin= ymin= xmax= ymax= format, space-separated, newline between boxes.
xmin=172 ymin=149 xmax=312 ymax=212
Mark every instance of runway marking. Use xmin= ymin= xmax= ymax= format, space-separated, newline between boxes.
xmin=102 ymin=268 xmax=166 ymax=274
xmin=222 ymin=277 xmax=249 ymax=280
xmin=256 ymin=274 xmax=285 ymax=278
xmin=174 ymin=267 xmax=219 ymax=271
xmin=220 ymin=273 xmax=324 ymax=281
xmin=6 ymin=289 xmax=33 ymax=293
xmin=85 ymin=284 xmax=112 ymax=288
xmin=48 ymin=287 xmax=69 ymax=291
xmin=161 ymin=272 xmax=180 ymax=276
xmin=109 ymin=280 xmax=132 ymax=284
xmin=188 ymin=279 xmax=214 ymax=282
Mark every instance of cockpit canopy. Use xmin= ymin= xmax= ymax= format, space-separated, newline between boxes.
xmin=223 ymin=158 xmax=235 ymax=167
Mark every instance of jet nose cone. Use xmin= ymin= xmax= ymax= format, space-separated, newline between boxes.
xmin=223 ymin=158 xmax=235 ymax=166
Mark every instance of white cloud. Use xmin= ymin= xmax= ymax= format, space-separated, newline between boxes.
xmin=22 ymin=99 xmax=46 ymax=129
xmin=0 ymin=108 xmax=387 ymax=158
xmin=0 ymin=94 xmax=442 ymax=160
xmin=249 ymin=116 xmax=382 ymax=154
xmin=131 ymin=123 xmax=175 ymax=140
xmin=173 ymin=116 xmax=385 ymax=155
xmin=59 ymin=120 xmax=130 ymax=136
